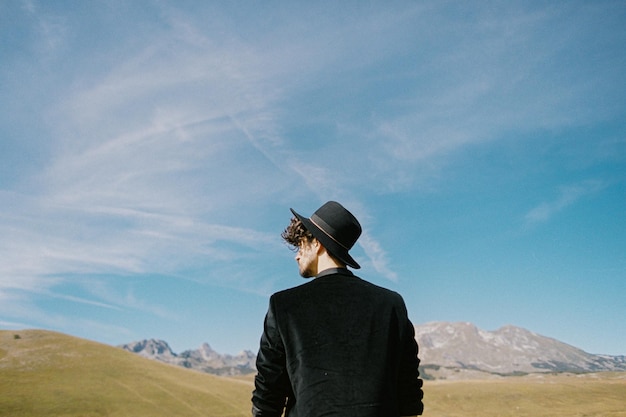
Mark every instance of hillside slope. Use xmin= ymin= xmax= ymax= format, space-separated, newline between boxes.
xmin=2 ymin=329 xmax=625 ymax=417
xmin=0 ymin=330 xmax=253 ymax=417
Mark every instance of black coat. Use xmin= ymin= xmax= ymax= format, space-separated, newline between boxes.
xmin=252 ymin=268 xmax=424 ymax=417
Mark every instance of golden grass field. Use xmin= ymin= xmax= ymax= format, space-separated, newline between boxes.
xmin=1 ymin=330 xmax=625 ymax=416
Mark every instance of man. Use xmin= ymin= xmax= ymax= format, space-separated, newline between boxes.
xmin=252 ymin=201 xmax=424 ymax=417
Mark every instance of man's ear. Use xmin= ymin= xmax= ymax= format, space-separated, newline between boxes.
xmin=312 ymin=238 xmax=324 ymax=255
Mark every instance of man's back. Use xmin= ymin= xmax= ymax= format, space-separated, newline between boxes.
xmin=253 ymin=269 xmax=423 ymax=417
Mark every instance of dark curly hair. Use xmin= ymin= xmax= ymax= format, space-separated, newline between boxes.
xmin=281 ymin=217 xmax=314 ymax=250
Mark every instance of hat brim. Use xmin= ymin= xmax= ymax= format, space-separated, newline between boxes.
xmin=291 ymin=208 xmax=361 ymax=269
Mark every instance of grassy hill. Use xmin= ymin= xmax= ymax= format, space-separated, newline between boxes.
xmin=1 ymin=329 xmax=625 ymax=417
xmin=424 ymin=373 xmax=626 ymax=417
xmin=0 ymin=330 xmax=253 ymax=416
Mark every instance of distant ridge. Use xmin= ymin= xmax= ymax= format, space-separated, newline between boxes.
xmin=119 ymin=339 xmax=256 ymax=376
xmin=414 ymin=322 xmax=626 ymax=379
xmin=120 ymin=322 xmax=626 ymax=380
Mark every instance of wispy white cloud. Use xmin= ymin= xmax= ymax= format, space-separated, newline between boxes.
xmin=357 ymin=3 xmax=625 ymax=195
xmin=81 ymin=280 xmax=180 ymax=320
xmin=0 ymin=294 xmax=134 ymax=342
xmin=20 ymin=0 xmax=36 ymax=14
xmin=524 ymin=180 xmax=607 ymax=225
xmin=2 ymin=1 xmax=624 ymax=353
xmin=357 ymin=232 xmax=398 ymax=282
xmin=1 ymin=5 xmax=301 ymax=317
xmin=32 ymin=1 xmax=614 ymax=288
xmin=0 ymin=195 xmax=281 ymax=286
xmin=18 ymin=0 xmax=68 ymax=59
xmin=0 ymin=319 xmax=32 ymax=329
xmin=38 ymin=290 xmax=123 ymax=311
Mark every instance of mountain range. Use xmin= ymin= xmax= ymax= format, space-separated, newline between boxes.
xmin=119 ymin=339 xmax=256 ymax=376
xmin=414 ymin=322 xmax=626 ymax=379
xmin=119 ymin=321 xmax=626 ymax=380
xmin=4 ymin=329 xmax=625 ymax=416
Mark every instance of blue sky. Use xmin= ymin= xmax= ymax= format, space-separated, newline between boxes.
xmin=1 ymin=1 xmax=625 ymax=356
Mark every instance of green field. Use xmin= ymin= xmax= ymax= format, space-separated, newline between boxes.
xmin=1 ymin=330 xmax=625 ymax=416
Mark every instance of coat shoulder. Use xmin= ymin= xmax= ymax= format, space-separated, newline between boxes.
xmin=270 ymin=274 xmax=405 ymax=307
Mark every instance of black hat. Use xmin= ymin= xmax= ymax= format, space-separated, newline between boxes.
xmin=290 ymin=201 xmax=362 ymax=269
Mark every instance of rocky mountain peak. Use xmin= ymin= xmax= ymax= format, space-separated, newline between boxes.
xmin=119 ymin=339 xmax=176 ymax=358
xmin=119 ymin=339 xmax=256 ymax=376
xmin=120 ymin=322 xmax=625 ymax=379
xmin=414 ymin=321 xmax=626 ymax=379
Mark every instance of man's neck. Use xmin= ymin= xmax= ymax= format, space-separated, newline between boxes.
xmin=315 ymin=252 xmax=346 ymax=274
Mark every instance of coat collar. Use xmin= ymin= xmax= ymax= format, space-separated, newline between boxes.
xmin=315 ymin=267 xmax=354 ymax=279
